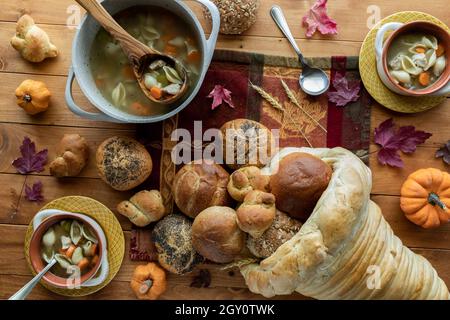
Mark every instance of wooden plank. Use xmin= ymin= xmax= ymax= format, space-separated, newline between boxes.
xmin=372 ymin=195 xmax=450 ymax=250
xmin=0 ymin=224 xmax=447 ymax=300
xmin=0 ymin=72 xmax=134 ymax=129
xmin=1 ymin=0 xmax=449 ymax=42
xmin=0 ymin=123 xmax=136 ymax=177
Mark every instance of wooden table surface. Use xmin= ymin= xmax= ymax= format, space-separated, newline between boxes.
xmin=0 ymin=0 xmax=449 ymax=300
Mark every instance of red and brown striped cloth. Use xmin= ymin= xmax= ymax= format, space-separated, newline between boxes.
xmin=131 ymin=50 xmax=372 ymax=261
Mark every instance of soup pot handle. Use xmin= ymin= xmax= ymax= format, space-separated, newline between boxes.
xmin=65 ymin=67 xmax=124 ymax=123
xmin=375 ymin=22 xmax=404 ymax=61
xmin=193 ymin=0 xmax=220 ymax=63
xmin=82 ymin=254 xmax=109 ymax=287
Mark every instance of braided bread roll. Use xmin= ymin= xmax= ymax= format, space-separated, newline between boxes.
xmin=241 ymin=147 xmax=449 ymax=299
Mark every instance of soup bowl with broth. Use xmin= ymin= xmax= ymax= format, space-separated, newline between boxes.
xmin=375 ymin=21 xmax=450 ymax=96
xmin=66 ymin=0 xmax=220 ymax=123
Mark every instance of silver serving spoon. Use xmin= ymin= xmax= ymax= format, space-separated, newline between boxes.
xmin=270 ymin=5 xmax=330 ymax=96
xmin=9 ymin=258 xmax=57 ymax=300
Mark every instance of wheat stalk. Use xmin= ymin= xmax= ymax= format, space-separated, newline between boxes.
xmin=220 ymin=258 xmax=259 ymax=270
xmin=248 ymin=81 xmax=313 ymax=148
xmin=280 ymin=79 xmax=327 ymax=133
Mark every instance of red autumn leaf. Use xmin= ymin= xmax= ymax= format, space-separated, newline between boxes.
xmin=25 ymin=181 xmax=44 ymax=202
xmin=12 ymin=137 xmax=48 ymax=174
xmin=302 ymin=0 xmax=338 ymax=38
xmin=327 ymin=73 xmax=361 ymax=107
xmin=374 ymin=118 xmax=432 ymax=168
xmin=207 ymin=85 xmax=235 ymax=110
xmin=436 ymin=140 xmax=450 ymax=165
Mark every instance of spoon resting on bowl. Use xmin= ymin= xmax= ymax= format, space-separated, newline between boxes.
xmin=75 ymin=0 xmax=189 ymax=105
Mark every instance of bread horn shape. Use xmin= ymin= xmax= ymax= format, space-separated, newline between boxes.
xmin=241 ymin=147 xmax=449 ymax=299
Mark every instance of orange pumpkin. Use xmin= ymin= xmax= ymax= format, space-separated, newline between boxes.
xmin=400 ymin=168 xmax=450 ymax=229
xmin=130 ymin=263 xmax=166 ymax=300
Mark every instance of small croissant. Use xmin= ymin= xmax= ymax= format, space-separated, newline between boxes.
xmin=49 ymin=134 xmax=89 ymax=177
xmin=10 ymin=14 xmax=58 ymax=63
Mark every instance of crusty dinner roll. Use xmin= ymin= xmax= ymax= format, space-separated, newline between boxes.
xmin=49 ymin=134 xmax=89 ymax=177
xmin=220 ymin=119 xmax=275 ymax=170
xmin=152 ymin=214 xmax=204 ymax=274
xmin=173 ymin=161 xmax=232 ymax=218
xmin=192 ymin=206 xmax=245 ymax=263
xmin=236 ymin=190 xmax=276 ymax=238
xmin=117 ymin=190 xmax=166 ymax=227
xmin=96 ymin=136 xmax=152 ymax=191
xmin=227 ymin=166 xmax=271 ymax=202
xmin=247 ymin=209 xmax=302 ymax=258
xmin=270 ymin=152 xmax=332 ymax=221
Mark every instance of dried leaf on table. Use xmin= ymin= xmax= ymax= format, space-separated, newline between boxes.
xmin=374 ymin=118 xmax=432 ymax=168
xmin=302 ymin=0 xmax=338 ymax=38
xmin=12 ymin=137 xmax=48 ymax=174
xmin=436 ymin=140 xmax=450 ymax=165
xmin=190 ymin=269 xmax=211 ymax=288
xmin=24 ymin=181 xmax=44 ymax=202
xmin=207 ymin=85 xmax=235 ymax=110
xmin=327 ymin=73 xmax=361 ymax=107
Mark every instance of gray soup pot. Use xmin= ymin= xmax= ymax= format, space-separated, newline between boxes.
xmin=66 ymin=0 xmax=220 ymax=123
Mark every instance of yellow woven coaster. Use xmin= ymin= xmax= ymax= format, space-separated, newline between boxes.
xmin=24 ymin=196 xmax=125 ymax=297
xmin=359 ymin=11 xmax=448 ymax=113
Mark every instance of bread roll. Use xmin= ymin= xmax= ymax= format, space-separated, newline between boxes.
xmin=236 ymin=191 xmax=276 ymax=238
xmin=152 ymin=214 xmax=204 ymax=274
xmin=220 ymin=119 xmax=274 ymax=170
xmin=96 ymin=136 xmax=152 ymax=191
xmin=117 ymin=190 xmax=166 ymax=227
xmin=173 ymin=161 xmax=232 ymax=218
xmin=192 ymin=206 xmax=245 ymax=263
xmin=227 ymin=166 xmax=271 ymax=202
xmin=49 ymin=134 xmax=89 ymax=177
xmin=247 ymin=210 xmax=302 ymax=258
xmin=270 ymin=152 xmax=332 ymax=221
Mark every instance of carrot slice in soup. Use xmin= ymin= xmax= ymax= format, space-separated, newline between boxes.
xmin=436 ymin=43 xmax=445 ymax=57
xmin=150 ymin=87 xmax=162 ymax=100
xmin=77 ymin=258 xmax=90 ymax=271
xmin=418 ymin=72 xmax=430 ymax=86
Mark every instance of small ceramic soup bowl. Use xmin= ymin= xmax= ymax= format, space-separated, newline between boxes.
xmin=66 ymin=0 xmax=220 ymax=123
xmin=29 ymin=209 xmax=109 ymax=288
xmin=375 ymin=21 xmax=450 ymax=96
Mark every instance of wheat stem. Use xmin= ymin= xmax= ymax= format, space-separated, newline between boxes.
xmin=280 ymin=79 xmax=327 ymax=133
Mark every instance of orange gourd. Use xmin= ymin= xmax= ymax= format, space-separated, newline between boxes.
xmin=400 ymin=168 xmax=450 ymax=229
xmin=130 ymin=263 xmax=166 ymax=300
xmin=15 ymin=79 xmax=51 ymax=115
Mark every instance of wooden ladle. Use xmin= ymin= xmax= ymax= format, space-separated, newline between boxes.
xmin=76 ymin=0 xmax=188 ymax=105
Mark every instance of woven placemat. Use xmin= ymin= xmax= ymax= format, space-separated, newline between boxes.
xmin=359 ymin=11 xmax=448 ymax=113
xmin=24 ymin=196 xmax=125 ymax=297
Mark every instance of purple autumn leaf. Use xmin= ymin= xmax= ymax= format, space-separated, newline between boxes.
xmin=327 ymin=73 xmax=361 ymax=107
xmin=207 ymin=85 xmax=235 ymax=110
xmin=12 ymin=137 xmax=48 ymax=174
xmin=24 ymin=181 xmax=44 ymax=202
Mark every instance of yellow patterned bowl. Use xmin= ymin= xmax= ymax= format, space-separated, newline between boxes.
xmin=24 ymin=196 xmax=125 ymax=297
xmin=359 ymin=11 xmax=449 ymax=113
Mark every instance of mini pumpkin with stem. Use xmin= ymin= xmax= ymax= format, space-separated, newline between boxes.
xmin=130 ymin=263 xmax=167 ymax=300
xmin=15 ymin=79 xmax=51 ymax=115
xmin=400 ymin=168 xmax=450 ymax=229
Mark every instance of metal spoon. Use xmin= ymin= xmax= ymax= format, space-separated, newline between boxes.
xmin=9 ymin=258 xmax=57 ymax=300
xmin=76 ymin=0 xmax=188 ymax=105
xmin=270 ymin=5 xmax=330 ymax=96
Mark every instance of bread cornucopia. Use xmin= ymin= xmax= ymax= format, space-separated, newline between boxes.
xmin=240 ymin=147 xmax=450 ymax=299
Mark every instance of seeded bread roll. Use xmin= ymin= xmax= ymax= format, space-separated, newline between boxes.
xmin=236 ymin=190 xmax=276 ymax=238
xmin=270 ymin=152 xmax=332 ymax=221
xmin=220 ymin=119 xmax=274 ymax=170
xmin=96 ymin=136 xmax=152 ymax=191
xmin=192 ymin=206 xmax=245 ymax=263
xmin=173 ymin=161 xmax=232 ymax=218
xmin=117 ymin=190 xmax=166 ymax=227
xmin=227 ymin=166 xmax=271 ymax=202
xmin=247 ymin=210 xmax=302 ymax=258
xmin=152 ymin=214 xmax=204 ymax=275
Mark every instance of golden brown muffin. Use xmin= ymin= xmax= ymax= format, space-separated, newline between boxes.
xmin=220 ymin=119 xmax=275 ymax=170
xmin=227 ymin=166 xmax=271 ymax=202
xmin=117 ymin=190 xmax=166 ymax=227
xmin=192 ymin=206 xmax=246 ymax=263
xmin=152 ymin=214 xmax=204 ymax=275
xmin=247 ymin=210 xmax=302 ymax=258
xmin=270 ymin=152 xmax=332 ymax=221
xmin=236 ymin=190 xmax=276 ymax=238
xmin=173 ymin=161 xmax=232 ymax=218
xmin=96 ymin=136 xmax=152 ymax=191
